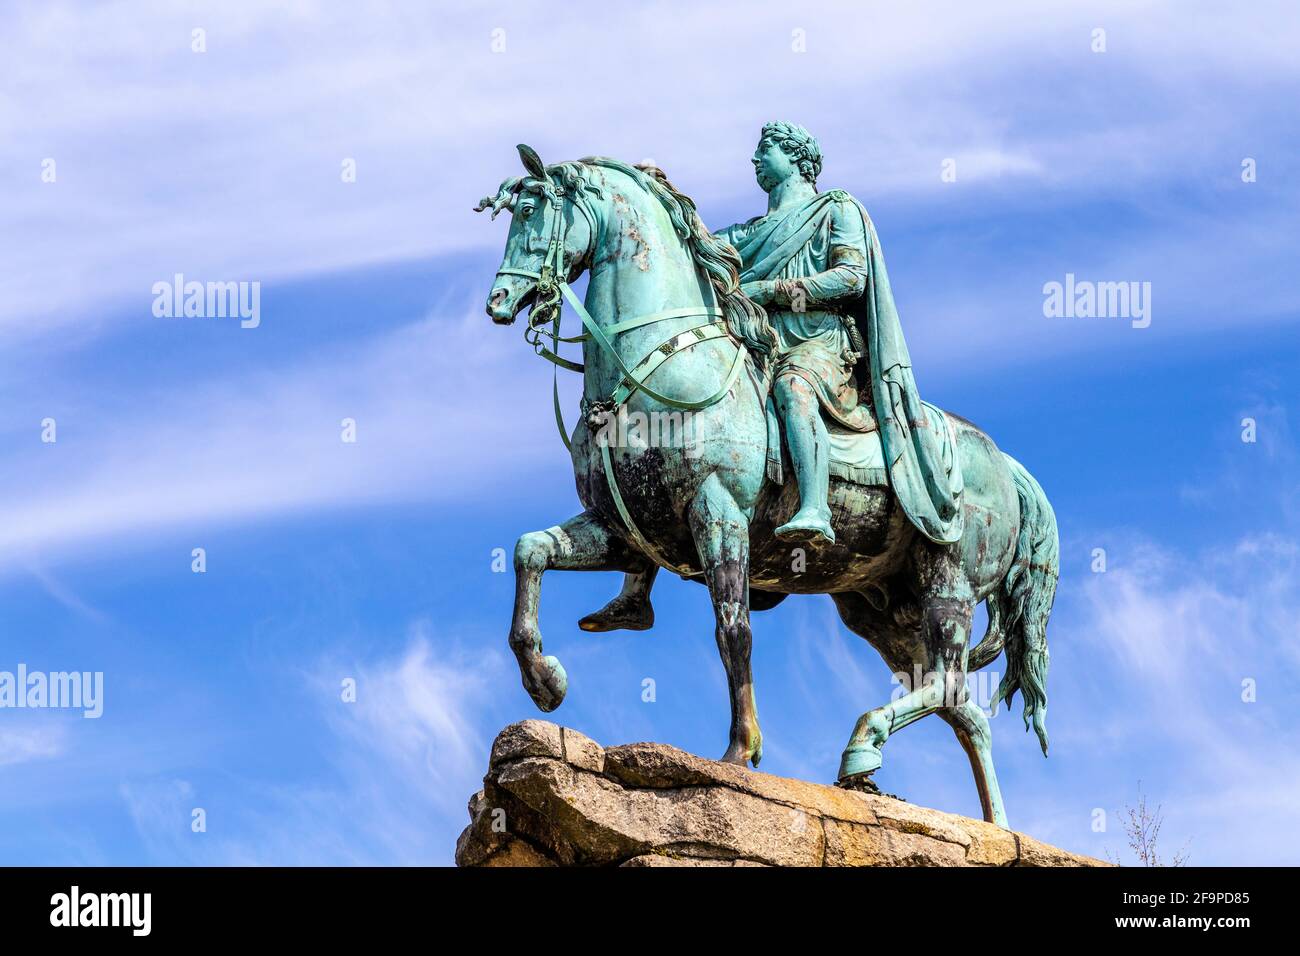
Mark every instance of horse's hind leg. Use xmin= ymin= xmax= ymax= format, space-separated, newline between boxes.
xmin=939 ymin=699 xmax=1008 ymax=827
xmin=689 ymin=473 xmax=761 ymax=767
xmin=831 ymin=592 xmax=937 ymax=784
xmin=837 ymin=579 xmax=977 ymax=788
xmin=578 ymin=565 xmax=658 ymax=632
xmin=837 ymin=674 xmax=945 ymax=783
xmin=511 ymin=510 xmax=642 ymax=712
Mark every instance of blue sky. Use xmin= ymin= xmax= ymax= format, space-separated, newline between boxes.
xmin=2 ymin=1 xmax=1298 ymax=865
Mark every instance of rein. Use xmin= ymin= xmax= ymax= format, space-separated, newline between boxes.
xmin=497 ymin=180 xmax=746 ymax=575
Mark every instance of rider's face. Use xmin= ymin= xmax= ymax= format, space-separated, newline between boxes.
xmin=752 ymin=137 xmax=796 ymax=193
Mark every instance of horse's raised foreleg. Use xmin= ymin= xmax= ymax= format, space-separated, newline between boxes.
xmin=689 ymin=473 xmax=762 ymax=767
xmin=939 ymin=699 xmax=1008 ymax=827
xmin=511 ymin=510 xmax=643 ymax=712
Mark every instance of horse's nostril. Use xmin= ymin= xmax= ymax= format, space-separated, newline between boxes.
xmin=487 ymin=286 xmax=515 ymax=323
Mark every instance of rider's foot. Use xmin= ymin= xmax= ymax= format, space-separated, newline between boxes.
xmin=578 ymin=594 xmax=655 ymax=632
xmin=775 ymin=508 xmax=836 ymax=544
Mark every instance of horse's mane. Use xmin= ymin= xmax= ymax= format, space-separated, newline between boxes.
xmin=573 ymin=157 xmax=776 ymax=361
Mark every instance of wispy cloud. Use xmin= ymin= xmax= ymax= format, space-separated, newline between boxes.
xmin=118 ymin=624 xmax=509 ymax=865
xmin=0 ymin=724 xmax=67 ymax=767
xmin=5 ymin=1 xmax=1298 ymax=342
xmin=1046 ymin=530 xmax=1300 ymax=863
xmin=314 ymin=624 xmax=500 ymax=818
xmin=0 ymin=305 xmax=556 ymax=569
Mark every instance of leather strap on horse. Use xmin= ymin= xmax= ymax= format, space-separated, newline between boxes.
xmin=496 ymin=181 xmax=747 ymax=576
xmin=532 ymin=286 xmax=740 ymax=577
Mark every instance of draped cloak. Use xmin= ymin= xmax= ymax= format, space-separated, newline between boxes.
xmin=724 ymin=190 xmax=964 ymax=545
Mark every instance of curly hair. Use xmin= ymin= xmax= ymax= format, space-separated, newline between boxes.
xmin=760 ymin=121 xmax=822 ymax=186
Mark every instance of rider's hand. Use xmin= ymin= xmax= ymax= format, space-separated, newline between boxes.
xmin=740 ymin=280 xmax=774 ymax=305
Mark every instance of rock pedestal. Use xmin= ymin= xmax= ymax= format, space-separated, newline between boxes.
xmin=455 ymin=720 xmax=1107 ymax=867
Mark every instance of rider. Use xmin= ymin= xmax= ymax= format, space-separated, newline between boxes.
xmin=580 ymin=122 xmax=961 ymax=632
xmin=723 ymin=121 xmax=873 ymax=544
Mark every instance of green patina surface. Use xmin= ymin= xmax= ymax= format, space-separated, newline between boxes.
xmin=475 ymin=124 xmax=1060 ymax=830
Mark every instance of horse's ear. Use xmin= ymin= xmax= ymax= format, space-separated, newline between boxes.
xmin=517 ymin=143 xmax=547 ymax=180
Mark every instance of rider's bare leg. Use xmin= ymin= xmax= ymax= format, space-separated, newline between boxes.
xmin=773 ymin=372 xmax=835 ymax=544
xmin=578 ymin=563 xmax=658 ymax=632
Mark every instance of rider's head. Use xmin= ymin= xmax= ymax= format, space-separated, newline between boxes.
xmin=753 ymin=122 xmax=822 ymax=192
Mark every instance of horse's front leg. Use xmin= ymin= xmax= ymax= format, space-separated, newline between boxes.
xmin=511 ymin=510 xmax=643 ymax=712
xmin=688 ymin=474 xmax=762 ymax=767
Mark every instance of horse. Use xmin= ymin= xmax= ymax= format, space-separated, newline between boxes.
xmin=476 ymin=145 xmax=1059 ymax=828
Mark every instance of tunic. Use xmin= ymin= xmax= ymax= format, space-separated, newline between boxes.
xmin=716 ymin=196 xmax=874 ymax=432
xmin=715 ymin=189 xmax=966 ymax=544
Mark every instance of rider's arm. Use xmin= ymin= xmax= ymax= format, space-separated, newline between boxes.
xmin=784 ymin=244 xmax=868 ymax=307
xmin=771 ymin=201 xmax=869 ymax=308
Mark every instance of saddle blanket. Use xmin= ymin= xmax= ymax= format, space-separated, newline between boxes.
xmin=764 ymin=396 xmax=960 ymax=489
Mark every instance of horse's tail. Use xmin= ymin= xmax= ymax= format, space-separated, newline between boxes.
xmin=969 ymin=453 xmax=1058 ymax=757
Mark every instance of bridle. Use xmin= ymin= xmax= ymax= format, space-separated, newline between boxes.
xmin=493 ymin=172 xmax=749 ymax=576
xmin=494 ymin=177 xmax=594 ymax=348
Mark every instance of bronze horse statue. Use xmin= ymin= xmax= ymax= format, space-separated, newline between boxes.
xmin=477 ymin=145 xmax=1058 ymax=828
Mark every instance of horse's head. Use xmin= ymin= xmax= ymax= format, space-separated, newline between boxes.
xmin=475 ymin=144 xmax=596 ymax=325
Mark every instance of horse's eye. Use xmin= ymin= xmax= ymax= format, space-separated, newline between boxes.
xmin=519 ymin=205 xmax=535 ymax=220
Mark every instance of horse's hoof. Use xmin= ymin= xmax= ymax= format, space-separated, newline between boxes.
xmin=838 ymin=742 xmax=883 ymax=780
xmin=719 ymin=745 xmax=754 ymax=767
xmin=578 ymin=598 xmax=654 ymax=633
xmin=523 ymin=655 xmax=568 ymax=712
xmin=836 ymin=772 xmax=880 ymax=794
xmin=720 ymin=733 xmax=763 ymax=768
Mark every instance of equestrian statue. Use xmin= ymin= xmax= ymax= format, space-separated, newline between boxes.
xmin=475 ymin=122 xmax=1059 ymax=828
